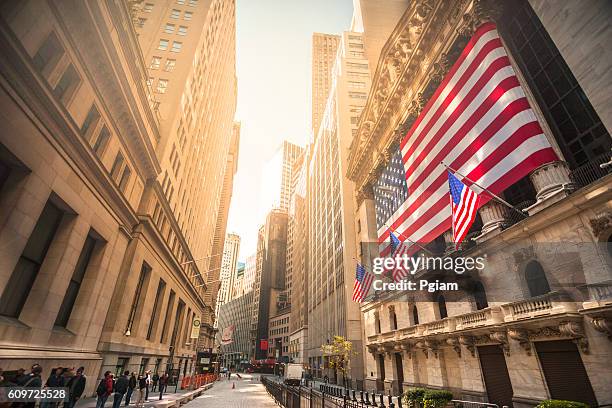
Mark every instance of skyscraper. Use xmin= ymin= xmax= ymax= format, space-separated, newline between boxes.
xmin=312 ymin=33 xmax=341 ymax=136
xmin=260 ymin=140 xmax=304 ymax=215
xmin=215 ymin=233 xmax=241 ymax=326
xmin=307 ymin=31 xmax=371 ymax=386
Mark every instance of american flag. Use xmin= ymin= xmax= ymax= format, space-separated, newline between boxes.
xmin=378 ymin=22 xmax=557 ymax=252
xmin=389 ymin=231 xmax=411 ymax=282
xmin=352 ymin=263 xmax=374 ymax=303
xmin=448 ymin=171 xmax=480 ymax=248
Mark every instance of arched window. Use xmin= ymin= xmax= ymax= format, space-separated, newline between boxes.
xmin=389 ymin=306 xmax=397 ymax=331
xmin=374 ymin=312 xmax=381 ymax=334
xmin=525 ymin=260 xmax=551 ymax=297
xmin=412 ymin=305 xmax=419 ymax=325
xmin=473 ymin=281 xmax=489 ymax=310
xmin=437 ymin=294 xmax=448 ymax=319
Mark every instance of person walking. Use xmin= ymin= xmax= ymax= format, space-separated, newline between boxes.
xmin=65 ymin=367 xmax=86 ymax=408
xmin=144 ymin=371 xmax=151 ymax=402
xmin=135 ymin=375 xmax=146 ymax=408
xmin=112 ymin=371 xmax=129 ymax=408
xmin=158 ymin=373 xmax=168 ymax=400
xmin=125 ymin=372 xmax=136 ymax=406
xmin=151 ymin=373 xmax=159 ymax=392
xmin=95 ymin=371 xmax=113 ymax=408
xmin=41 ymin=368 xmax=62 ymax=408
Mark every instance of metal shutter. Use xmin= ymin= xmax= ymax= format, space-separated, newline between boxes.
xmin=535 ymin=340 xmax=597 ymax=406
xmin=478 ymin=345 xmax=514 ymax=406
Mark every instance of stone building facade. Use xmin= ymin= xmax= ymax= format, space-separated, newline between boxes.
xmin=0 ymin=0 xmax=236 ymax=393
xmin=346 ymin=0 xmax=611 ymax=406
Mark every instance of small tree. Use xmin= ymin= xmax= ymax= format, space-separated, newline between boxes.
xmin=320 ymin=335 xmax=357 ymax=388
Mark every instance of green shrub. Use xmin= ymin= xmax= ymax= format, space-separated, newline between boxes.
xmin=405 ymin=387 xmax=427 ymax=401
xmin=536 ymin=400 xmax=590 ymax=408
xmin=423 ymin=390 xmax=453 ymax=408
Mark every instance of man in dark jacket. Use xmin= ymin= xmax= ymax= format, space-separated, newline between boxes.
xmin=96 ymin=371 xmax=113 ymax=408
xmin=65 ymin=367 xmax=86 ymax=408
xmin=125 ymin=372 xmax=136 ymax=406
xmin=112 ymin=371 xmax=129 ymax=408
xmin=22 ymin=365 xmax=43 ymax=408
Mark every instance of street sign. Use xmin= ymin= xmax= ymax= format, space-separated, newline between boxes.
xmin=190 ymin=317 xmax=201 ymax=339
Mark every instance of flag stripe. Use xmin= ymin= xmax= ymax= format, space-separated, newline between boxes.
xmin=378 ymin=23 xmax=557 ymax=249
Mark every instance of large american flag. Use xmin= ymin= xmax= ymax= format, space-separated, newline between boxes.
xmin=378 ymin=22 xmax=557 ymax=252
xmin=352 ymin=263 xmax=374 ymax=303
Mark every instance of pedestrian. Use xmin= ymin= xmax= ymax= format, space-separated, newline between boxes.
xmin=65 ymin=367 xmax=86 ymax=408
xmin=95 ymin=371 xmax=113 ymax=408
xmin=41 ymin=367 xmax=62 ymax=408
xmin=112 ymin=371 xmax=129 ymax=408
xmin=158 ymin=373 xmax=168 ymax=400
xmin=13 ymin=368 xmax=27 ymax=385
xmin=151 ymin=372 xmax=159 ymax=392
xmin=135 ymin=375 xmax=146 ymax=408
xmin=323 ymin=374 xmax=329 ymax=384
xmin=144 ymin=370 xmax=151 ymax=402
xmin=125 ymin=372 xmax=136 ymax=406
xmin=22 ymin=364 xmax=43 ymax=408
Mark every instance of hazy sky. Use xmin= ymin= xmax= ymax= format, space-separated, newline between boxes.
xmin=227 ymin=0 xmax=354 ymax=259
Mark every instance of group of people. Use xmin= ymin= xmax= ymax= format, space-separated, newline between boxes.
xmin=95 ymin=371 xmax=169 ymax=408
xmin=0 ymin=364 xmax=86 ymax=408
xmin=0 ymin=364 xmax=170 ymax=408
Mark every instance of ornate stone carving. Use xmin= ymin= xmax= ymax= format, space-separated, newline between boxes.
xmin=458 ymin=0 xmax=502 ymax=38
xmin=559 ymin=321 xmax=589 ymax=354
xmin=446 ymin=337 xmax=462 ymax=357
xmin=507 ymin=328 xmax=532 ymax=355
xmin=589 ymin=316 xmax=612 ymax=340
xmin=459 ymin=335 xmax=476 ymax=357
xmin=489 ymin=331 xmax=510 ymax=356
xmin=408 ymin=93 xmax=426 ymax=117
xmin=430 ymin=53 xmax=450 ymax=85
xmin=589 ymin=213 xmax=612 ymax=237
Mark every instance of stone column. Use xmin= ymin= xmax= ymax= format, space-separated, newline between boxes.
xmin=526 ymin=161 xmax=573 ymax=215
xmin=475 ymin=200 xmax=507 ymax=243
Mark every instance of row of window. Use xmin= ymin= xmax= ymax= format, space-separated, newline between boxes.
xmin=142 ymin=1 xmax=198 ymax=13
xmin=169 ymin=9 xmax=193 ymax=20
xmin=158 ymin=39 xmax=183 ymax=53
xmin=150 ymin=56 xmax=176 ymax=72
xmin=164 ymin=23 xmax=188 ymax=36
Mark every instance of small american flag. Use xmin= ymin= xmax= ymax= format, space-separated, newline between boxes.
xmin=448 ymin=171 xmax=480 ymax=248
xmin=352 ymin=263 xmax=374 ymax=303
xmin=389 ymin=231 xmax=411 ymax=282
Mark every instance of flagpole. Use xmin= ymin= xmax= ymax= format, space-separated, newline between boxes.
xmin=441 ymin=162 xmax=527 ymax=219
xmin=384 ymin=223 xmax=433 ymax=255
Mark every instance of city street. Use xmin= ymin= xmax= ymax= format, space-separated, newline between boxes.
xmin=186 ymin=374 xmax=276 ymax=408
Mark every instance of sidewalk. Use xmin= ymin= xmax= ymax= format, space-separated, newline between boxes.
xmin=75 ymin=383 xmax=216 ymax=408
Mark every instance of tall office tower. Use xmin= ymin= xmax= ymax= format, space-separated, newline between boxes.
xmin=288 ymin=150 xmax=310 ymax=364
xmin=202 ymin=121 xmax=240 ymax=343
xmin=216 ymin=290 xmax=253 ymax=369
xmin=312 ymin=33 xmax=341 ymax=136
xmin=307 ymin=31 xmax=371 ymax=386
xmin=260 ymin=140 xmax=304 ymax=215
xmin=214 ymin=233 xmax=241 ymax=327
xmin=249 ymin=210 xmax=289 ymax=359
xmin=133 ymin=0 xmax=238 ymax=353
xmin=350 ymin=0 xmax=409 ymax=73
xmin=231 ymin=262 xmax=246 ymax=299
xmin=0 ymin=0 xmax=236 ymax=389
xmin=242 ymin=253 xmax=257 ymax=294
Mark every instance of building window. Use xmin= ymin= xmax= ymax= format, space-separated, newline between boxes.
xmin=143 ymin=3 xmax=153 ymax=12
xmin=150 ymin=56 xmax=161 ymax=70
xmin=171 ymin=41 xmax=182 ymax=52
xmin=177 ymin=26 xmax=188 ymax=36
xmin=161 ymin=290 xmax=175 ymax=343
xmin=374 ymin=312 xmax=381 ymax=334
xmin=55 ymin=233 xmax=97 ymax=327
xmin=147 ymin=279 xmax=166 ymax=340
xmin=0 ymin=200 xmax=64 ymax=318
xmin=170 ymin=9 xmax=180 ymax=19
xmin=110 ymin=152 xmax=124 ymax=182
xmin=412 ymin=305 xmax=419 ymax=325
xmin=349 ymin=42 xmax=363 ymax=49
xmin=177 ymin=0 xmax=185 ymax=4
xmin=389 ymin=306 xmax=397 ymax=331
xmin=473 ymin=281 xmax=489 ymax=310
xmin=125 ymin=263 xmax=150 ymax=335
xmin=348 ymin=81 xmax=366 ymax=89
xmin=81 ymin=105 xmax=100 ymax=141
xmin=164 ymin=23 xmax=175 ymax=34
xmin=32 ymin=31 xmax=64 ymax=73
xmin=54 ymin=64 xmax=80 ymax=103
xmin=92 ymin=126 xmax=110 ymax=156
xmin=184 ymin=11 xmax=193 ymax=20
xmin=164 ymin=59 xmax=176 ymax=72
xmin=525 ymin=260 xmax=551 ymax=297
xmin=136 ymin=17 xmax=146 ymax=27
xmin=437 ymin=294 xmax=448 ymax=319
xmin=188 ymin=0 xmax=198 ymax=5
xmin=156 ymin=79 xmax=168 ymax=94
xmin=158 ymin=39 xmax=169 ymax=51
xmin=499 ymin=0 xmax=610 ymax=170
xmin=349 ymin=91 xmax=367 ymax=99
xmin=118 ymin=166 xmax=131 ymax=192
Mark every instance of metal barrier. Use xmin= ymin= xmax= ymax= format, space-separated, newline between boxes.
xmin=179 ymin=373 xmax=217 ymax=389
xmin=450 ymin=400 xmax=499 ymax=408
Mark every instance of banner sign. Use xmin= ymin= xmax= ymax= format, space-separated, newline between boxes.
xmin=190 ymin=317 xmax=201 ymax=339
